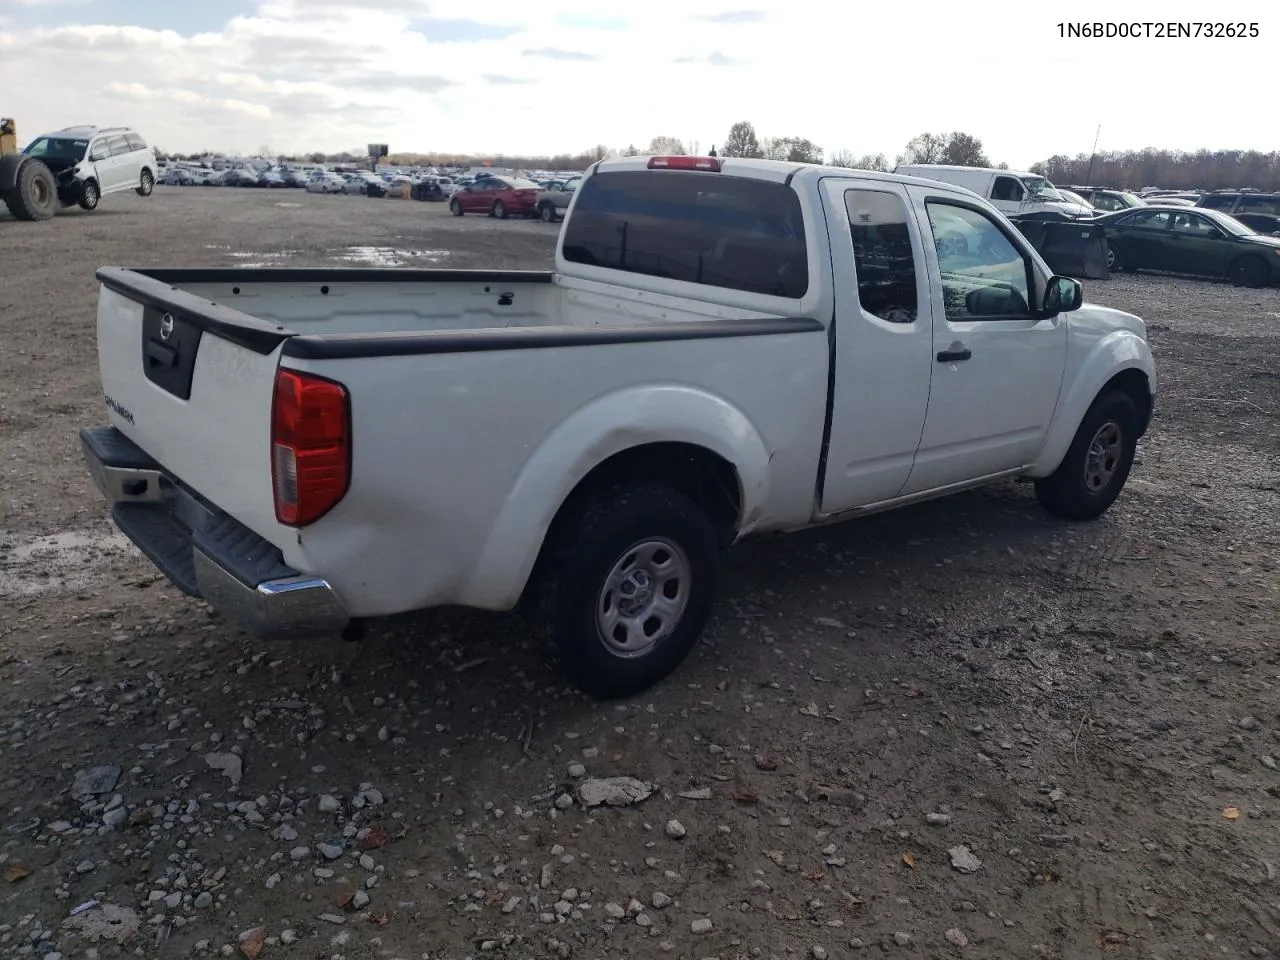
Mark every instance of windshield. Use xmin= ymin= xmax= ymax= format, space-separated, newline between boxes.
xmin=1022 ymin=177 xmax=1065 ymax=202
xmin=1120 ymin=192 xmax=1146 ymax=207
xmin=24 ymin=136 xmax=89 ymax=161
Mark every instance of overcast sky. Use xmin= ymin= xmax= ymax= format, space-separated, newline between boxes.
xmin=1 ymin=0 xmax=1274 ymax=168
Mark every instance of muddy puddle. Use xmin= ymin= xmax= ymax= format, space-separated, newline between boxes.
xmin=0 ymin=529 xmax=138 ymax=598
xmin=337 ymin=246 xmax=450 ymax=267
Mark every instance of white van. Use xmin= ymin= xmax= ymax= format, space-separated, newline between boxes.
xmin=893 ymin=164 xmax=1093 ymax=219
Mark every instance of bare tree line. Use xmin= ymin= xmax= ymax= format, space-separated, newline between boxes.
xmin=1032 ymin=149 xmax=1280 ymax=191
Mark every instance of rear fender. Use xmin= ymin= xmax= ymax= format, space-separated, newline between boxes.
xmin=456 ymin=384 xmax=772 ymax=609
xmin=1027 ymin=330 xmax=1155 ymax=477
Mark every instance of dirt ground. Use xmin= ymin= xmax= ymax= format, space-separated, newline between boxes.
xmin=0 ymin=188 xmax=1277 ymax=960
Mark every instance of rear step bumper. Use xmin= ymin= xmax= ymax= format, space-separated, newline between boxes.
xmin=79 ymin=425 xmax=349 ymax=639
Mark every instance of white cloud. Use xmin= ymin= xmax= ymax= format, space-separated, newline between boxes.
xmin=0 ymin=0 xmax=1274 ymax=167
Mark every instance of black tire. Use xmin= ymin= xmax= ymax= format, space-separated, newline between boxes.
xmin=136 ymin=169 xmax=154 ymax=197
xmin=537 ymin=481 xmax=721 ymax=699
xmin=3 ymin=158 xmax=57 ymax=221
xmin=1034 ymin=390 xmax=1140 ymax=521
xmin=492 ymin=199 xmax=507 ymax=219
xmin=540 ymin=202 xmax=557 ymax=223
xmin=78 ymin=179 xmax=100 ymax=211
xmin=1228 ymin=255 xmax=1269 ymax=289
xmin=449 ymin=198 xmax=464 ymax=216
xmin=1105 ymin=242 xmax=1121 ymax=273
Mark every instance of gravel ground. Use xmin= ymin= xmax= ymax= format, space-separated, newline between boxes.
xmin=1 ymin=188 xmax=1278 ymax=960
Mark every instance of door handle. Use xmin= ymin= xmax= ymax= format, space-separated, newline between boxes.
xmin=937 ymin=346 xmax=972 ymax=363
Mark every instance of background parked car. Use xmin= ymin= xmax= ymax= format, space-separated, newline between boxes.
xmin=1098 ymin=204 xmax=1280 ymax=286
xmin=448 ymin=175 xmax=542 ymax=218
xmin=535 ymin=176 xmax=581 ymax=222
xmin=1065 ymin=186 xmax=1147 ymax=212
xmin=1195 ymin=190 xmax=1280 ymax=235
xmin=306 ymin=173 xmax=346 ymax=194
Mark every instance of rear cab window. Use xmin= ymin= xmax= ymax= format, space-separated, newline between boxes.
xmin=844 ymin=189 xmax=918 ymax=323
xmin=561 ymin=170 xmax=809 ymax=298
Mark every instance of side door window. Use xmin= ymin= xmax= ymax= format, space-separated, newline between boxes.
xmin=124 ymin=133 xmax=147 ymax=152
xmin=990 ymin=176 xmax=1025 ymax=202
xmin=844 ymin=188 xmax=919 ymax=323
xmin=1171 ymin=212 xmax=1224 ymax=239
xmin=1198 ymin=194 xmax=1236 ymax=212
xmin=1124 ymin=210 xmax=1173 ymax=230
xmin=88 ymin=139 xmax=110 ymax=162
xmin=923 ymin=201 xmax=1033 ymax=319
xmin=107 ymin=136 xmax=131 ymax=157
xmin=1239 ymin=195 xmax=1280 ymax=216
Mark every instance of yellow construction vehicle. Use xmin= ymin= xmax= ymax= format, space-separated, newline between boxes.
xmin=1 ymin=118 xmax=58 ymax=221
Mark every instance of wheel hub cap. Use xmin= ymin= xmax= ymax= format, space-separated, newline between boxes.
xmin=1084 ymin=421 xmax=1122 ymax=492
xmin=597 ymin=538 xmax=691 ymax=658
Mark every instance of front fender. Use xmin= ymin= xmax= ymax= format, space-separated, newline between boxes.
xmin=456 ymin=384 xmax=772 ymax=608
xmin=0 ymin=153 xmax=27 ymax=192
xmin=1027 ymin=330 xmax=1155 ymax=477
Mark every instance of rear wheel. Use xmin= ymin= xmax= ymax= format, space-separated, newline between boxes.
xmin=1034 ymin=389 xmax=1139 ymax=521
xmin=1105 ymin=242 xmax=1121 ymax=273
xmin=449 ymin=198 xmax=464 ymax=216
xmin=78 ymin=179 xmax=100 ymax=211
xmin=492 ymin=199 xmax=507 ymax=219
xmin=537 ymin=481 xmax=721 ymax=699
xmin=136 ymin=169 xmax=154 ymax=197
xmin=3 ymin=158 xmax=57 ymax=221
xmin=1228 ymin=255 xmax=1269 ymax=288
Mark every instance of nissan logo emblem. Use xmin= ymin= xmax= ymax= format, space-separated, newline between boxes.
xmin=159 ymin=314 xmax=175 ymax=340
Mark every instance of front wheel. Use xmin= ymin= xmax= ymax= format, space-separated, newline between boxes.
xmin=492 ymin=200 xmax=507 ymax=219
xmin=539 ymin=203 xmax=557 ymax=223
xmin=450 ymin=198 xmax=464 ymax=216
xmin=78 ymin=179 xmax=100 ymax=211
xmin=1034 ymin=390 xmax=1139 ymax=521
xmin=136 ymin=170 xmax=154 ymax=196
xmin=537 ymin=482 xmax=721 ymax=699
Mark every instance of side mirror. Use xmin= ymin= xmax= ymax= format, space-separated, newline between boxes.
xmin=1043 ymin=275 xmax=1083 ymax=314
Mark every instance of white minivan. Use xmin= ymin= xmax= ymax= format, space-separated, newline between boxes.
xmin=23 ymin=125 xmax=158 ymax=211
xmin=893 ymin=164 xmax=1093 ymax=219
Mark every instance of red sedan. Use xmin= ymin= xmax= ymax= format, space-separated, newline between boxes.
xmin=449 ymin=175 xmax=541 ymax=219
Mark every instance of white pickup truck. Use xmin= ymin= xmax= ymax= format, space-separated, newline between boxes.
xmin=81 ymin=154 xmax=1156 ymax=698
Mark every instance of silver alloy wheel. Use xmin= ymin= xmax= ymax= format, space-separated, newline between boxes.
xmin=1084 ymin=421 xmax=1122 ymax=492
xmin=596 ymin=538 xmax=691 ymax=658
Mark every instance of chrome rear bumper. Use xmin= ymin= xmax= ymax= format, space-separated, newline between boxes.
xmin=80 ymin=425 xmax=349 ymax=639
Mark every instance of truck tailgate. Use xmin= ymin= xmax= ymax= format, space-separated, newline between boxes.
xmin=94 ymin=268 xmax=292 ymax=546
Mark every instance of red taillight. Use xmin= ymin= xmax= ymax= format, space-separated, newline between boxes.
xmin=647 ymin=155 xmax=721 ymax=172
xmin=271 ymin=369 xmax=351 ymax=527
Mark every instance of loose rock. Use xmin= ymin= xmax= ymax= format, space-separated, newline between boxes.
xmin=691 ymin=917 xmax=713 ymax=934
xmin=576 ymin=777 xmax=654 ymax=808
xmin=73 ymin=765 xmax=122 ymax=797
xmin=949 ymin=845 xmax=982 ymax=874
xmin=202 ymin=753 xmax=242 ymax=787
xmin=665 ymin=819 xmax=687 ymax=840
